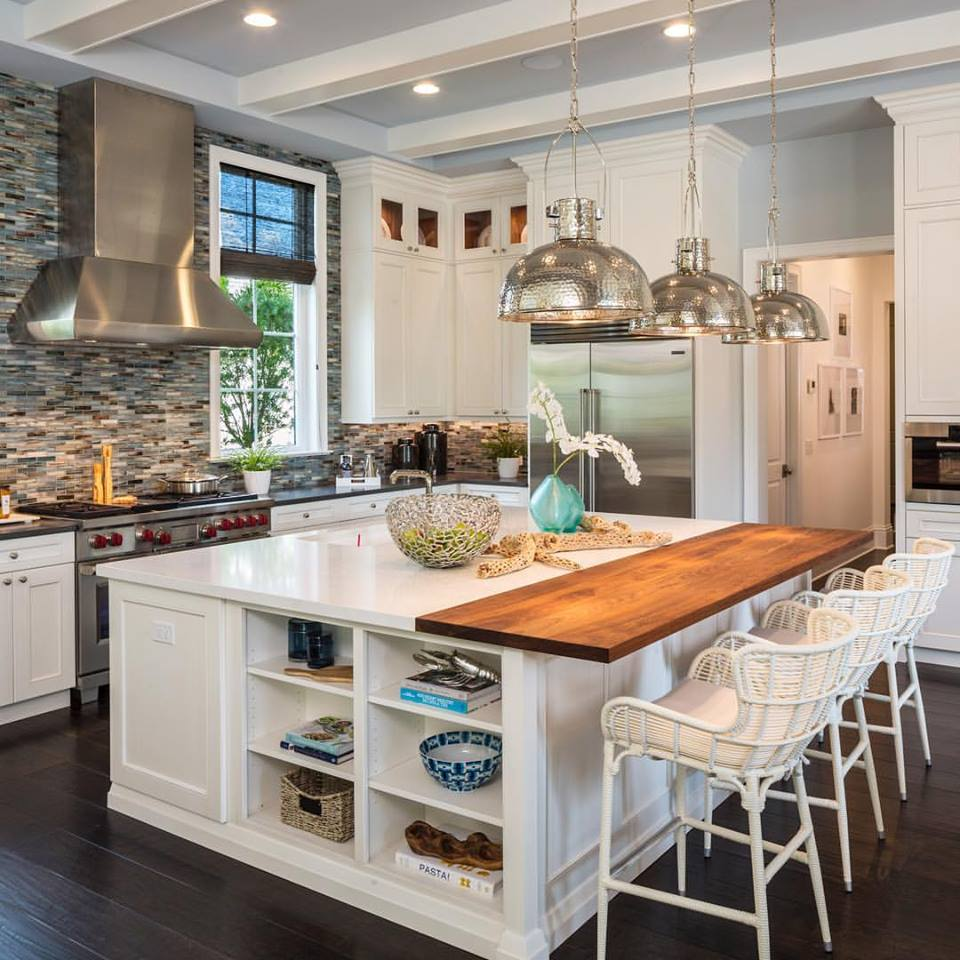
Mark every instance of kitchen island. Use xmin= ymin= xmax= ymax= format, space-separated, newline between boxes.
xmin=101 ymin=510 xmax=868 ymax=960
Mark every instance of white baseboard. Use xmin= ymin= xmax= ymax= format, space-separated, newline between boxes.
xmin=872 ymin=524 xmax=894 ymax=549
xmin=913 ymin=647 xmax=960 ymax=668
xmin=0 ymin=690 xmax=70 ymax=725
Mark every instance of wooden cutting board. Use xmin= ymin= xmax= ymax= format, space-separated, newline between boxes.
xmin=283 ymin=665 xmax=354 ymax=684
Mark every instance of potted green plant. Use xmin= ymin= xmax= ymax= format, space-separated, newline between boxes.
xmin=229 ymin=445 xmax=284 ymax=495
xmin=481 ymin=426 xmax=526 ymax=480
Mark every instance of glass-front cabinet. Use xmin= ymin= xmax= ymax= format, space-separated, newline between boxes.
xmin=375 ymin=192 xmax=445 ymax=259
xmin=455 ymin=193 xmax=528 ymax=259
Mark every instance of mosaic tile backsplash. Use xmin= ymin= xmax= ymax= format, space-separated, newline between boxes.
xmin=0 ymin=72 xmax=525 ymax=503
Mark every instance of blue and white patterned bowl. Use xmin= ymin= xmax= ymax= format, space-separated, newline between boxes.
xmin=418 ymin=731 xmax=502 ymax=793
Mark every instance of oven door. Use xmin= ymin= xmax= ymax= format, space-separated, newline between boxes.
xmin=906 ymin=423 xmax=960 ymax=505
xmin=77 ymin=560 xmax=113 ymax=681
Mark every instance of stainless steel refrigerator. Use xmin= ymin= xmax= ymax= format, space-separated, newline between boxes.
xmin=529 ymin=331 xmax=694 ymax=518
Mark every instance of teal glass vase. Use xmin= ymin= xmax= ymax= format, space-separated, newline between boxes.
xmin=529 ymin=475 xmax=585 ymax=533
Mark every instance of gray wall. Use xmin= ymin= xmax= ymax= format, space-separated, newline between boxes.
xmin=739 ymin=126 xmax=894 ymax=250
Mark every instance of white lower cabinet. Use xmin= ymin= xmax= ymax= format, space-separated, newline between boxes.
xmin=11 ymin=562 xmax=75 ymax=702
xmin=460 ymin=484 xmax=529 ymax=508
xmin=0 ymin=534 xmax=76 ymax=711
xmin=110 ymin=582 xmax=227 ymax=821
xmin=905 ymin=506 xmax=960 ymax=654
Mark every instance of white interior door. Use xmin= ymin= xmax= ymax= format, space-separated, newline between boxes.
xmin=765 ymin=344 xmax=790 ymax=525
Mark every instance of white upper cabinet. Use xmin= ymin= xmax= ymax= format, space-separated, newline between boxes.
xmin=455 ymin=192 xmax=528 ymax=260
xmin=904 ymin=117 xmax=960 ymax=206
xmin=903 ymin=203 xmax=960 ymax=418
xmin=376 ymin=189 xmax=445 ymax=260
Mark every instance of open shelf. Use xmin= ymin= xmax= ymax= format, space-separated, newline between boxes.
xmin=248 ymin=728 xmax=356 ymax=782
xmin=368 ymin=848 xmax=503 ymax=917
xmin=244 ymin=799 xmax=356 ymax=861
xmin=369 ymin=757 xmax=503 ymax=827
xmin=368 ymin=682 xmax=502 ymax=734
xmin=247 ymin=656 xmax=354 ymax=698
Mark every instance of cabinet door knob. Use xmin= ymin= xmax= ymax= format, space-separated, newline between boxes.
xmin=2 ymin=579 xmax=10 ymax=587
xmin=414 ymin=247 xmax=420 ymax=253
xmin=407 ymin=245 xmax=413 ymax=252
xmin=18 ymin=576 xmax=27 ymax=584
xmin=8 ymin=552 xmax=18 ymax=559
xmin=302 ymin=513 xmax=310 ymax=519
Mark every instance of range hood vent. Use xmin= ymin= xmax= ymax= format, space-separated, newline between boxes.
xmin=9 ymin=79 xmax=262 ymax=349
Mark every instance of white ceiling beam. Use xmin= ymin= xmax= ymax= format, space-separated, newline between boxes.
xmin=387 ymin=9 xmax=960 ymax=157
xmin=238 ymin=0 xmax=750 ymax=115
xmin=23 ymin=0 xmax=223 ymax=53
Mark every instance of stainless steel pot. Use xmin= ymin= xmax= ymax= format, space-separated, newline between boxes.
xmin=160 ymin=473 xmax=227 ymax=496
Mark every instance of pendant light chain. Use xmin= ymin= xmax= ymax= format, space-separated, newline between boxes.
xmin=767 ymin=0 xmax=780 ymax=262
xmin=569 ymin=0 xmax=581 ymax=196
xmin=684 ymin=0 xmax=702 ymax=237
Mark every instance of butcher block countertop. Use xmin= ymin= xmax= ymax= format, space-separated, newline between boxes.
xmin=415 ymin=523 xmax=872 ymax=662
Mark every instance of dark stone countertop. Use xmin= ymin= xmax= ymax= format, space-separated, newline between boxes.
xmin=269 ymin=472 xmax=528 ymax=507
xmin=0 ymin=517 xmax=78 ymax=542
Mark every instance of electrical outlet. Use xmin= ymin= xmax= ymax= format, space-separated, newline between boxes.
xmin=151 ymin=621 xmax=175 ymax=645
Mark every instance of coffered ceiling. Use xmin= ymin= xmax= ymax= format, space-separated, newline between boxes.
xmin=2 ymin=0 xmax=960 ymax=166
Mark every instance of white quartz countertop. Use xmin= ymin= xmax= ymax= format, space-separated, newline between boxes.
xmin=99 ymin=509 xmax=734 ymax=633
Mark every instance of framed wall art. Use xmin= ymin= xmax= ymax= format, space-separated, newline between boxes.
xmin=843 ymin=366 xmax=865 ymax=436
xmin=818 ymin=364 xmax=843 ymax=439
xmin=831 ymin=286 xmax=852 ymax=359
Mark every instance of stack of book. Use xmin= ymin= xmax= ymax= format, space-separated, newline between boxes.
xmin=394 ymin=826 xmax=502 ymax=900
xmin=399 ymin=669 xmax=501 ymax=715
xmin=280 ymin=716 xmax=354 ymax=766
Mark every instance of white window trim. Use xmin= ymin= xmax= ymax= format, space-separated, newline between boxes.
xmin=208 ymin=145 xmax=329 ymax=459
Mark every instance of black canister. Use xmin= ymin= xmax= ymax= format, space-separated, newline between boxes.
xmin=392 ymin=437 xmax=419 ymax=470
xmin=288 ymin=619 xmax=331 ymax=666
xmin=416 ymin=423 xmax=447 ymax=476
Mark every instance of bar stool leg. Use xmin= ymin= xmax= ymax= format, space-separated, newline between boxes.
xmin=703 ymin=777 xmax=713 ymax=858
xmin=854 ymin=694 xmax=885 ymax=840
xmin=794 ymin=766 xmax=832 ymax=953
xmin=596 ymin=740 xmax=616 ymax=960
xmin=744 ymin=777 xmax=771 ymax=960
xmin=886 ymin=657 xmax=909 ymax=800
xmin=674 ymin=765 xmax=688 ymax=895
xmin=827 ymin=718 xmax=853 ymax=893
xmin=906 ymin=643 xmax=933 ymax=767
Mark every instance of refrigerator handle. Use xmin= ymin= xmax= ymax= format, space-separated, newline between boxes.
xmin=578 ymin=388 xmax=588 ymax=498
xmin=588 ymin=388 xmax=599 ymax=512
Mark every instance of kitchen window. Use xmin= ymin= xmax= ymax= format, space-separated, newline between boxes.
xmin=208 ymin=147 xmax=328 ymax=457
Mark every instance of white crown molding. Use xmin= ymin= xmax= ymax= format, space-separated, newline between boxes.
xmin=333 ymin=155 xmax=451 ymax=191
xmin=510 ymin=125 xmax=750 ymax=177
xmin=444 ymin=168 xmax=528 ymax=197
xmin=877 ymin=82 xmax=960 ymax=122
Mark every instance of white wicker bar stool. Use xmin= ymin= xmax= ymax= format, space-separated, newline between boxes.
xmin=835 ymin=537 xmax=955 ymax=800
xmin=596 ymin=609 xmax=857 ymax=960
xmin=706 ymin=566 xmax=910 ymax=893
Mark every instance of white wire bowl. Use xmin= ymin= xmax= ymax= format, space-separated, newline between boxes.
xmin=386 ymin=494 xmax=502 ymax=569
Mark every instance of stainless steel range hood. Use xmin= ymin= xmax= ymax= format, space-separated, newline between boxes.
xmin=9 ymin=79 xmax=262 ymax=349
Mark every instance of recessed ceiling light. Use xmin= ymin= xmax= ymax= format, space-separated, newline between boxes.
xmin=521 ymin=52 xmax=564 ymax=71
xmin=412 ymin=80 xmax=440 ymax=96
xmin=243 ymin=11 xmax=277 ymax=28
xmin=662 ymin=21 xmax=694 ymax=38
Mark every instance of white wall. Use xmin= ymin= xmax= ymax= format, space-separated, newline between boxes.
xmin=786 ymin=254 xmax=894 ymax=540
xmin=741 ymin=128 xmax=894 ymax=248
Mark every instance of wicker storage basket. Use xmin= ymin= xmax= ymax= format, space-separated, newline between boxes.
xmin=279 ymin=767 xmax=354 ymax=843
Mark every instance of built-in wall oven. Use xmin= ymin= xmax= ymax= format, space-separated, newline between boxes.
xmin=905 ymin=422 xmax=960 ymax=504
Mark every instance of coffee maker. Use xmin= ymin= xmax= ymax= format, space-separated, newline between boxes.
xmin=416 ymin=424 xmax=447 ymax=477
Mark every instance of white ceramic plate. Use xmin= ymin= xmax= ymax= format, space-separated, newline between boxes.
xmin=380 ymin=217 xmax=392 ymax=240
xmin=429 ymin=742 xmax=499 ymax=764
xmin=476 ymin=224 xmax=493 ymax=248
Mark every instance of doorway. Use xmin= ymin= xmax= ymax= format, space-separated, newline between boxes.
xmin=745 ymin=239 xmax=895 ymax=553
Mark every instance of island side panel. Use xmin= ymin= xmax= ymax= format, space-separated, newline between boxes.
xmin=540 ymin=574 xmax=806 ymax=945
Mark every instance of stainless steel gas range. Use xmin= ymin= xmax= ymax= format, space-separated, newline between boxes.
xmin=22 ymin=493 xmax=272 ymax=703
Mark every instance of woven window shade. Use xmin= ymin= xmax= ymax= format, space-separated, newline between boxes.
xmin=219 ymin=163 xmax=317 ymax=284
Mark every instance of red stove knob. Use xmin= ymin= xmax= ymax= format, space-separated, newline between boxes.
xmin=89 ymin=534 xmax=108 ymax=550
xmin=156 ymin=530 xmax=172 ymax=546
xmin=138 ymin=527 xmax=155 ymax=542
xmin=257 ymin=513 xmax=269 ymax=526
xmin=217 ymin=517 xmax=235 ymax=531
xmin=238 ymin=515 xmax=253 ymax=528
xmin=201 ymin=523 xmax=217 ymax=540
xmin=110 ymin=532 xmax=124 ymax=547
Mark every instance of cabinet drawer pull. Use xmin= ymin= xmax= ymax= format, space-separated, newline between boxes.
xmin=2 ymin=579 xmax=10 ymax=587
xmin=302 ymin=513 xmax=311 ymax=519
xmin=18 ymin=576 xmax=27 ymax=584
xmin=8 ymin=552 xmax=18 ymax=559
xmin=370 ymin=503 xmax=377 ymax=509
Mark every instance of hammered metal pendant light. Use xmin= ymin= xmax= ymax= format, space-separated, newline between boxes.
xmin=723 ymin=0 xmax=828 ymax=345
xmin=498 ymin=0 xmax=653 ymax=324
xmin=631 ymin=0 xmax=754 ymax=338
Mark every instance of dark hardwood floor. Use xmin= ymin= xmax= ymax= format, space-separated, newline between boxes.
xmin=0 ymin=661 xmax=956 ymax=959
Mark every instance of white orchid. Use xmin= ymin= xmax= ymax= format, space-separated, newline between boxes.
xmin=528 ymin=384 xmax=642 ymax=486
